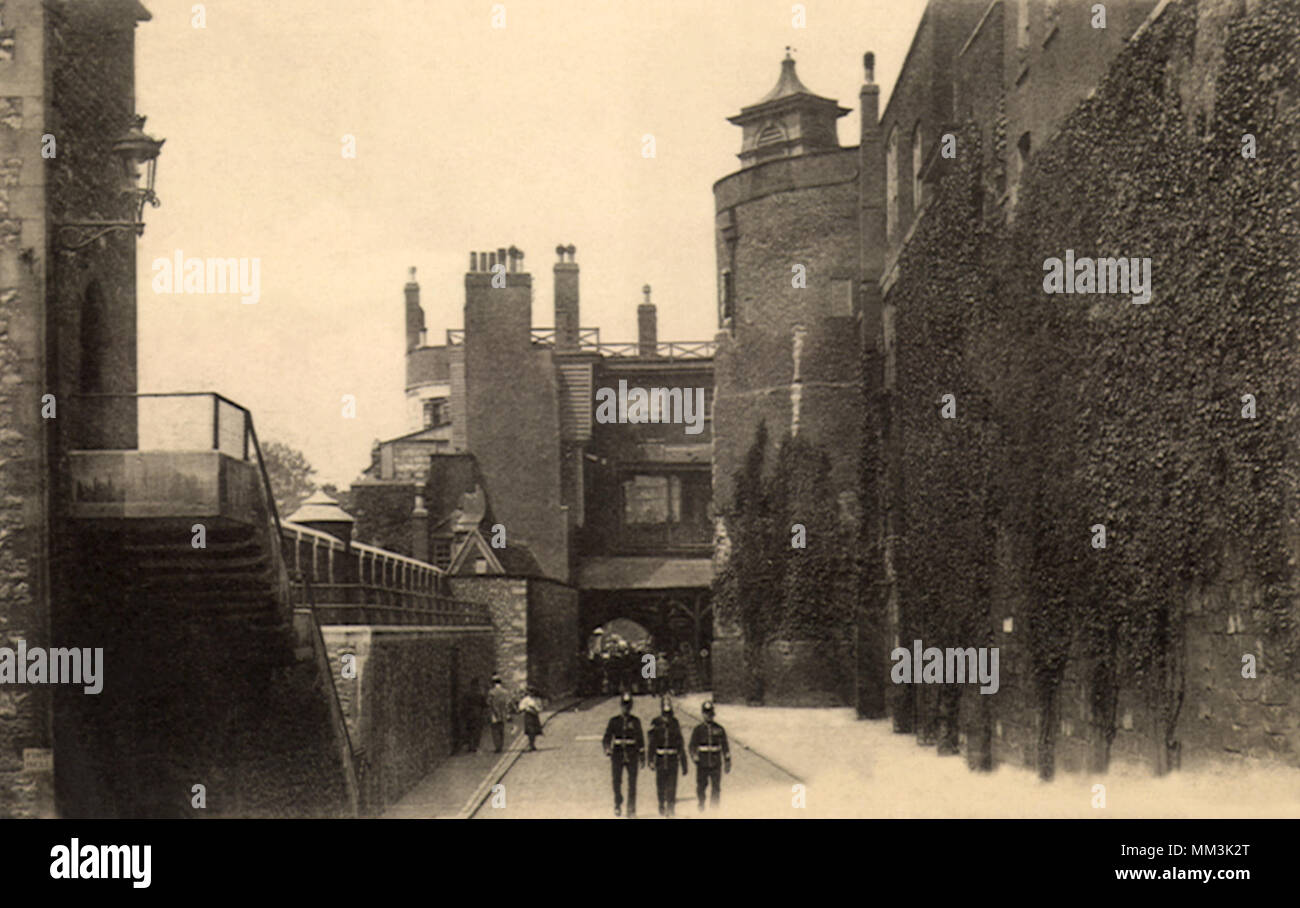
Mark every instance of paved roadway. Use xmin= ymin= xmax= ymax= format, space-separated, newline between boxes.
xmin=473 ymin=694 xmax=803 ymax=819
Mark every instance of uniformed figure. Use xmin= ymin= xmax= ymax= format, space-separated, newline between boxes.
xmin=688 ymin=700 xmax=730 ymax=811
xmin=487 ymin=675 xmax=513 ymax=753
xmin=602 ymin=692 xmax=645 ymax=817
xmin=647 ymin=699 xmax=688 ymax=817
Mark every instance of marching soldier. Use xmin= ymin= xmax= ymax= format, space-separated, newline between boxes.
xmin=688 ymin=700 xmax=730 ymax=811
xmin=647 ymin=699 xmax=688 ymax=817
xmin=602 ymin=692 xmax=645 ymax=817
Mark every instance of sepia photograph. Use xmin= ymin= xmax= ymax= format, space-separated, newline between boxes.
xmin=0 ymin=0 xmax=1296 ymax=888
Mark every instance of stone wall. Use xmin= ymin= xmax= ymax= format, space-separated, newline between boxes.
xmin=449 ymin=575 xmax=528 ymax=689
xmin=0 ymin=0 xmax=51 ymax=819
xmin=710 ymin=143 xmax=864 ymax=707
xmin=322 ymin=625 xmax=494 ymax=814
xmin=527 ymin=578 xmax=578 ymax=698
xmin=881 ymin=0 xmax=1300 ymax=778
xmin=712 ymin=148 xmax=861 ymax=515
xmin=445 ymin=575 xmax=578 ymax=699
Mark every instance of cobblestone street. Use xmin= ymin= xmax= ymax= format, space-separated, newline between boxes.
xmin=449 ymin=693 xmax=1300 ymax=819
xmin=472 ymin=695 xmax=802 ymax=819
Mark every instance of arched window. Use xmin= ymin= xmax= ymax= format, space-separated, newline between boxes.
xmin=719 ymin=268 xmax=734 ymax=327
xmin=912 ymin=122 xmax=924 ymax=214
xmin=885 ymin=127 xmax=899 ymax=241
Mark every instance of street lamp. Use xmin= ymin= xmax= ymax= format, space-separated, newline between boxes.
xmin=56 ymin=114 xmax=165 ymax=251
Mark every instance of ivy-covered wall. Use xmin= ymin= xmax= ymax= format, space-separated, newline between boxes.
xmin=882 ymin=0 xmax=1300 ymax=777
xmin=713 ymin=422 xmax=858 ymax=706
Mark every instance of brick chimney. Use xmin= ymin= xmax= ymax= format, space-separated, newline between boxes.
xmin=405 ymin=266 xmax=425 ymax=352
xmin=859 ymin=50 xmax=885 ymax=345
xmin=554 ymin=244 xmax=579 ymax=350
xmin=637 ymin=284 xmax=657 ymax=356
xmin=411 ymin=492 xmax=429 ymax=563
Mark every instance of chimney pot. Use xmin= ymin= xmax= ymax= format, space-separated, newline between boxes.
xmin=554 ymin=243 xmax=580 ymax=350
xmin=637 ymin=287 xmax=657 ymax=356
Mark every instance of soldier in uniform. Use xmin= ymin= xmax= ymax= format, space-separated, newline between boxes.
xmin=602 ymin=691 xmax=645 ymax=817
xmin=688 ymin=700 xmax=730 ymax=811
xmin=646 ymin=699 xmax=688 ymax=817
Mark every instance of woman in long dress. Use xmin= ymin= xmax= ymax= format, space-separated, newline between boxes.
xmin=518 ymin=688 xmax=544 ymax=751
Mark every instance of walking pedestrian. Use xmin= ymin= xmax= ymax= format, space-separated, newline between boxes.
xmin=518 ymin=687 xmax=543 ymax=751
xmin=688 ymin=700 xmax=730 ymax=811
xmin=655 ymin=651 xmax=670 ymax=697
xmin=601 ymin=691 xmax=644 ymax=817
xmin=487 ymin=675 xmax=513 ymax=753
xmin=461 ymin=676 xmax=487 ymax=753
xmin=647 ymin=699 xmax=688 ymax=817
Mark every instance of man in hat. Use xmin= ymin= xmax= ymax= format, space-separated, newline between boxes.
xmin=460 ymin=676 xmax=487 ymax=753
xmin=647 ymin=699 xmax=688 ymax=817
xmin=601 ymin=692 xmax=644 ymax=817
xmin=487 ymin=675 xmax=513 ymax=754
xmin=688 ymin=700 xmax=730 ymax=811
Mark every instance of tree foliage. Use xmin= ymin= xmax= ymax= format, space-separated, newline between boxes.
xmin=261 ymin=440 xmax=317 ymax=518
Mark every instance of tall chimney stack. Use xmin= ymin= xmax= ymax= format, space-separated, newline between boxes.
xmin=554 ymin=244 xmax=579 ymax=350
xmin=405 ymin=266 xmax=424 ymax=352
xmin=637 ymin=284 xmax=657 ymax=356
xmin=859 ymin=48 xmax=885 ymax=349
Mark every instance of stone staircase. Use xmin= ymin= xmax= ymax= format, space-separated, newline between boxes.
xmin=56 ymin=518 xmax=359 ymax=818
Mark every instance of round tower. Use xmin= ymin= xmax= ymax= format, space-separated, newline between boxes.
xmin=711 ymin=52 xmax=866 ymax=707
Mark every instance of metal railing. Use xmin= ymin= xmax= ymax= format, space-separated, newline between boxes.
xmin=282 ymin=521 xmax=491 ymax=627
xmin=444 ymin=327 xmax=715 ymax=359
xmin=301 ymin=583 xmax=493 ymax=627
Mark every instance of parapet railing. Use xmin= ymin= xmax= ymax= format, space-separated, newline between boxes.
xmin=444 ymin=327 xmax=715 ymax=360
xmin=302 ymin=584 xmax=493 ymax=627
xmin=282 ymin=521 xmax=491 ymax=627
xmin=68 ymin=391 xmax=284 ymax=541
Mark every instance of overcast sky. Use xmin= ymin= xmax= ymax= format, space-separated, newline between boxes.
xmin=135 ymin=0 xmax=927 ymax=486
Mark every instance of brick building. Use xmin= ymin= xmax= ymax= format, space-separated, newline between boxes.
xmin=712 ymin=0 xmax=1166 ymax=712
xmin=355 ymin=247 xmax=717 ymax=694
xmin=719 ymin=0 xmax=1298 ymax=778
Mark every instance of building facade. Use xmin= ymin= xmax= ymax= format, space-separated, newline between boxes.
xmin=0 ymin=0 xmax=154 ymax=819
xmin=711 ymin=0 xmax=1170 ymax=715
xmin=357 ymin=246 xmax=718 ymax=693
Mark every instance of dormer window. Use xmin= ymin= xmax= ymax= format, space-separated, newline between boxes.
xmin=728 ymin=53 xmax=850 ymax=167
xmin=756 ymin=123 xmax=785 ymax=148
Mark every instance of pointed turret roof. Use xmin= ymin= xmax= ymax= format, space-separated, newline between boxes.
xmin=733 ymin=50 xmax=850 ymax=117
xmin=727 ymin=51 xmax=851 ymax=167
xmin=757 ymin=51 xmax=823 ymax=105
xmin=287 ymin=490 xmax=355 ymax=526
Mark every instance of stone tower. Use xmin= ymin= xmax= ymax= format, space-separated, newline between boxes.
xmin=711 ymin=52 xmax=868 ymax=707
